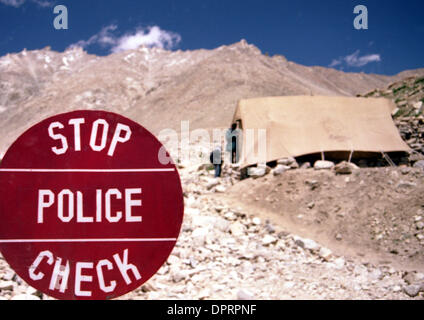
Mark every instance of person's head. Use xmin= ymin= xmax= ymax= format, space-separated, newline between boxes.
xmin=231 ymin=123 xmax=237 ymax=131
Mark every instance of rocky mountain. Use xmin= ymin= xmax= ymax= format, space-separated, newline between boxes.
xmin=360 ymin=75 xmax=424 ymax=117
xmin=359 ymin=76 xmax=424 ymax=156
xmin=1 ymin=39 xmax=424 ymax=155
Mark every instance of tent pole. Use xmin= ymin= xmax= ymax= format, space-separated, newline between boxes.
xmin=348 ymin=150 xmax=354 ymax=163
xmin=381 ymin=151 xmax=396 ymax=167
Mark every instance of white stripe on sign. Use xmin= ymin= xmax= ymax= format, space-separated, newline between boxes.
xmin=0 ymin=168 xmax=175 ymax=173
xmin=0 ymin=238 xmax=177 ymax=243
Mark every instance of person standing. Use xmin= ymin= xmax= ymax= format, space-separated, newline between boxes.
xmin=226 ymin=123 xmax=240 ymax=163
xmin=210 ymin=146 xmax=223 ymax=177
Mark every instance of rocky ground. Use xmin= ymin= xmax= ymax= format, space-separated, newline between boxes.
xmin=1 ymin=161 xmax=423 ymax=300
xmin=361 ymin=75 xmax=424 ymax=118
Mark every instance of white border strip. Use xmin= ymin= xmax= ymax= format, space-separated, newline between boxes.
xmin=0 ymin=168 xmax=175 ymax=173
xmin=0 ymin=238 xmax=177 ymax=243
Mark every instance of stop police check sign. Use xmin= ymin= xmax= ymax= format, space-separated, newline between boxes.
xmin=0 ymin=110 xmax=184 ymax=300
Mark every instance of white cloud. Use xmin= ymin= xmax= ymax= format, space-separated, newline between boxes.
xmin=344 ymin=50 xmax=381 ymax=67
xmin=111 ymin=26 xmax=181 ymax=52
xmin=70 ymin=24 xmax=181 ymax=53
xmin=71 ymin=25 xmax=119 ymax=49
xmin=329 ymin=58 xmax=342 ymax=68
xmin=0 ymin=0 xmax=25 ymax=6
xmin=329 ymin=50 xmax=381 ymax=68
xmin=31 ymin=0 xmax=54 ymax=7
xmin=0 ymin=0 xmax=54 ymax=7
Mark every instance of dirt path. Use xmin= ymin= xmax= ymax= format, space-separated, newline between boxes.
xmin=218 ymin=167 xmax=424 ymax=273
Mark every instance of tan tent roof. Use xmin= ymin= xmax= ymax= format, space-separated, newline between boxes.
xmin=232 ymin=96 xmax=410 ymax=168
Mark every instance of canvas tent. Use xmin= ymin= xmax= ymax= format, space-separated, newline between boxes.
xmin=232 ymin=96 xmax=410 ymax=168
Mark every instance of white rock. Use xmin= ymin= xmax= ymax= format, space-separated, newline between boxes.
xmin=248 ymin=166 xmax=269 ymax=178
xmin=314 ymin=160 xmax=335 ymax=170
xmin=262 ymin=235 xmax=277 ymax=246
xmin=333 ymin=257 xmax=345 ymax=269
xmin=302 ymin=239 xmax=319 ymax=251
xmin=413 ymin=101 xmax=423 ymax=111
xmin=191 ymin=215 xmax=216 ymax=228
xmin=272 ymin=164 xmax=290 ymax=176
xmin=252 ymin=217 xmax=261 ymax=225
xmin=224 ymin=211 xmax=237 ymax=221
xmin=277 ymin=157 xmax=296 ymax=166
xmin=0 ymin=280 xmax=14 ymax=291
xmin=167 ymin=255 xmax=180 ymax=265
xmin=214 ymin=217 xmax=231 ymax=232
xmin=171 ymin=269 xmax=189 ymax=283
xmin=392 ymin=285 xmax=402 ymax=292
xmin=185 ymin=207 xmax=200 ymax=216
xmin=319 ymin=247 xmax=333 ymax=261
xmin=416 ymin=221 xmax=424 ymax=230
xmin=192 ymin=227 xmax=209 ymax=245
xmin=396 ymin=180 xmax=417 ymax=189
xmin=237 ymin=289 xmax=255 ymax=300
xmin=415 ymin=234 xmax=424 ymax=240
xmin=215 ymin=185 xmax=226 ymax=193
xmin=230 ymin=222 xmax=246 ymax=237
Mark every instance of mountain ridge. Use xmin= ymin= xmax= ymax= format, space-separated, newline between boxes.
xmin=1 ymin=39 xmax=424 ymax=155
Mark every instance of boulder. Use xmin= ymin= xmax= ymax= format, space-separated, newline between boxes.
xmin=230 ymin=221 xmax=245 ymax=237
xmin=413 ymin=160 xmax=424 ymax=170
xmin=334 ymin=161 xmax=359 ymax=174
xmin=300 ymin=162 xmax=311 ymax=169
xmin=313 ymin=160 xmax=335 ymax=170
xmin=272 ymin=164 xmax=290 ymax=176
xmin=0 ymin=280 xmax=14 ymax=291
xmin=318 ymin=247 xmax=333 ymax=261
xmin=248 ymin=166 xmax=270 ymax=178
xmin=262 ymin=235 xmax=278 ymax=246
xmin=277 ymin=157 xmax=296 ymax=166
xmin=413 ymin=101 xmax=423 ymax=113
xmin=403 ymin=284 xmax=423 ymax=297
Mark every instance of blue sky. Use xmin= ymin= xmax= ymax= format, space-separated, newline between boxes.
xmin=0 ymin=0 xmax=423 ymax=75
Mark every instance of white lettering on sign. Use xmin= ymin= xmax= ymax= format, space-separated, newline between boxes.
xmin=48 ymin=122 xmax=68 ymax=155
xmin=29 ymin=250 xmax=53 ymax=281
xmin=97 ymin=259 xmax=116 ymax=293
xmin=68 ymin=118 xmax=85 ymax=151
xmin=37 ymin=188 xmax=142 ymax=224
xmin=28 ymin=249 xmax=141 ymax=297
xmin=90 ymin=119 xmax=109 ymax=152
xmin=48 ymin=118 xmax=131 ymax=156
xmin=49 ymin=257 xmax=70 ymax=293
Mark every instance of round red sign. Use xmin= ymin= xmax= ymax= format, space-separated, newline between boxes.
xmin=0 ymin=110 xmax=184 ymax=300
